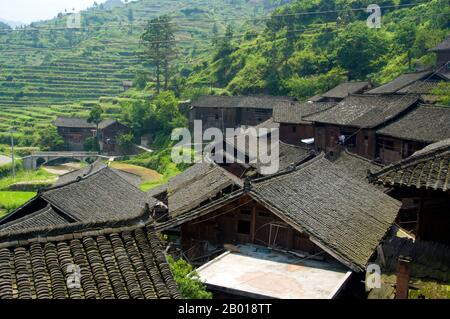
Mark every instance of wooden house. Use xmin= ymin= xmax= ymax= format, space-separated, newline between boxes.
xmin=0 ymin=209 xmax=181 ymax=299
xmin=52 ymin=116 xmax=130 ymax=155
xmin=369 ymin=139 xmax=450 ymax=245
xmin=376 ymin=104 xmax=450 ymax=164
xmin=366 ymin=70 xmax=448 ymax=103
xmin=309 ymin=81 xmax=372 ymax=102
xmin=304 ymin=94 xmax=422 ymax=160
xmin=429 ymin=35 xmax=450 ymax=72
xmin=150 ymin=156 xmax=401 ymax=297
xmin=273 ymin=101 xmax=336 ymax=145
xmin=0 ymin=165 xmax=159 ymax=232
xmin=189 ymin=95 xmax=295 ymax=133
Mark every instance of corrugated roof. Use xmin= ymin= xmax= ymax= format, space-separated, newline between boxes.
xmin=251 ymin=156 xmax=401 ymax=271
xmin=304 ymin=94 xmax=421 ymax=128
xmin=191 ymin=95 xmax=295 ymax=110
xmin=377 ymin=104 xmax=450 ymax=143
xmin=0 ymin=212 xmax=181 ymax=299
xmin=370 ymin=138 xmax=450 ymax=191
xmin=273 ymin=101 xmax=337 ymax=124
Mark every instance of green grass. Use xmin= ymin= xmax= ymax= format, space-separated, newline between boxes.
xmin=0 ymin=191 xmax=36 ymax=217
xmin=0 ymin=168 xmax=56 ymax=191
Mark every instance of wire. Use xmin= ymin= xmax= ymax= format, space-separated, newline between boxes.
xmin=0 ymin=2 xmax=424 ymax=33
xmin=340 ymin=62 xmax=450 ymax=146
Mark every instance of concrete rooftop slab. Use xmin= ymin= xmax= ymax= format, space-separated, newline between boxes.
xmin=197 ymin=245 xmax=352 ymax=299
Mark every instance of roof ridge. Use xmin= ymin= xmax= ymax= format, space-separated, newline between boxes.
xmin=342 ymin=149 xmax=383 ymax=167
xmin=38 ymin=164 xmax=110 ymax=193
xmin=0 ymin=204 xmax=153 ymax=248
xmin=370 ymin=142 xmax=450 ymax=179
xmin=251 ymin=152 xmax=326 ymax=184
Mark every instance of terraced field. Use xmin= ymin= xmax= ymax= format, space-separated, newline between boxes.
xmin=0 ymin=0 xmax=283 ymax=144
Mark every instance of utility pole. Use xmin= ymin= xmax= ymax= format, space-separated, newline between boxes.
xmin=10 ymin=129 xmax=15 ymax=179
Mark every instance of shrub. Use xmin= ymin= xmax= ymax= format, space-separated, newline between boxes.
xmin=167 ymin=255 xmax=212 ymax=299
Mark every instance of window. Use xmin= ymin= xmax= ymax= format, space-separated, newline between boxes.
xmin=240 ymin=209 xmax=251 ymax=215
xmin=258 ymin=212 xmax=271 ymax=217
xmin=237 ymin=220 xmax=251 ymax=235
xmin=292 ymin=126 xmax=297 ymax=133
xmin=215 ymin=114 xmax=219 ymax=120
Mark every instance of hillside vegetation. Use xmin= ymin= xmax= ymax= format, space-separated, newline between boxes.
xmin=0 ymin=0 xmax=286 ymax=144
xmin=186 ymin=0 xmax=449 ymax=100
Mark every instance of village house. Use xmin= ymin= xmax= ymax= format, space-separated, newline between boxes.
xmin=273 ymin=101 xmax=337 ymax=145
xmin=365 ymin=70 xmax=448 ymax=103
xmin=369 ymin=138 xmax=450 ymax=245
xmin=309 ymin=81 xmax=372 ymax=102
xmin=189 ymin=95 xmax=295 ymax=133
xmin=149 ymin=155 xmax=401 ymax=298
xmin=211 ymin=119 xmax=315 ymax=178
xmin=0 ymin=209 xmax=181 ymax=299
xmin=429 ymin=35 xmax=450 ymax=73
xmin=375 ymin=104 xmax=450 ymax=164
xmin=52 ymin=116 xmax=130 ymax=154
xmin=304 ymin=94 xmax=422 ymax=161
xmin=0 ymin=165 xmax=160 ymax=232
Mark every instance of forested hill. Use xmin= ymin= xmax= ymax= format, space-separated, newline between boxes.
xmin=0 ymin=0 xmax=286 ymax=113
xmin=186 ymin=0 xmax=450 ymax=100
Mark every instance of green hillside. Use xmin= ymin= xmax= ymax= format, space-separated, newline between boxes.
xmin=0 ymin=0 xmax=286 ymax=144
xmin=186 ymin=0 xmax=449 ymax=99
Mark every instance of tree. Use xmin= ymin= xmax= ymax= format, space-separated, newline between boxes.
xmin=333 ymin=23 xmax=389 ymax=80
xmin=87 ymin=105 xmax=104 ymax=150
xmin=118 ymin=133 xmax=134 ymax=153
xmin=34 ymin=126 xmax=64 ymax=151
xmin=127 ymin=8 xmax=134 ymax=35
xmin=141 ymin=16 xmax=176 ymax=93
xmin=167 ymin=256 xmax=212 ymax=299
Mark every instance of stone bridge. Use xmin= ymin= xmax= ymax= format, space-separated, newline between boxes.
xmin=22 ymin=152 xmax=100 ymax=170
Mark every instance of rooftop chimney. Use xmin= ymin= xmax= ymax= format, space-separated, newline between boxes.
xmin=395 ymin=256 xmax=412 ymax=299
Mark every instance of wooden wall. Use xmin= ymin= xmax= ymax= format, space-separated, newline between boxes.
xmin=180 ymin=195 xmax=322 ymax=260
xmin=190 ymin=107 xmax=272 ymax=133
xmin=279 ymin=123 xmax=314 ymax=145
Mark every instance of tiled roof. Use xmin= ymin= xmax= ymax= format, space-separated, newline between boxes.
xmin=304 ymin=94 xmax=421 ymax=128
xmin=429 ymin=35 xmax=450 ymax=52
xmin=370 ymin=138 xmax=450 ymax=191
xmin=321 ymin=81 xmax=371 ymax=99
xmin=55 ymin=162 xmax=141 ymax=188
xmin=0 ymin=211 xmax=181 ymax=299
xmin=366 ymin=71 xmax=432 ymax=94
xmin=191 ymin=95 xmax=295 ymax=110
xmin=148 ymin=162 xmax=243 ymax=218
xmin=53 ymin=117 xmax=119 ymax=130
xmin=0 ymin=167 xmax=159 ymax=232
xmin=331 ymin=150 xmax=384 ymax=184
xmin=250 ymin=156 xmax=401 ymax=271
xmin=157 ymin=155 xmax=401 ymax=271
xmin=273 ymin=101 xmax=337 ymax=124
xmin=377 ymin=104 xmax=450 ymax=143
